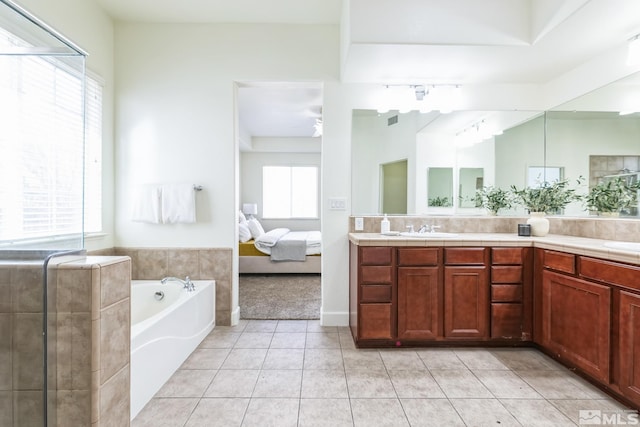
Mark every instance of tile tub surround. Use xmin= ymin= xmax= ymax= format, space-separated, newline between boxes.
xmin=99 ymin=247 xmax=232 ymax=326
xmin=0 ymin=255 xmax=131 ymax=427
xmin=132 ymin=319 xmax=631 ymax=426
xmin=351 ymin=215 xmax=640 ymax=242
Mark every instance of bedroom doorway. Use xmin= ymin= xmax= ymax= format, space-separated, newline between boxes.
xmin=380 ymin=159 xmax=408 ymax=214
xmin=236 ymin=81 xmax=323 ymax=321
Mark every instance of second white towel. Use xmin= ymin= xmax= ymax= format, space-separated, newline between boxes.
xmin=161 ymin=184 xmax=196 ymax=224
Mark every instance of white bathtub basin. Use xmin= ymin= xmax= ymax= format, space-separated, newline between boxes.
xmin=604 ymin=241 xmax=640 ymax=252
xmin=400 ymin=232 xmax=459 ymax=238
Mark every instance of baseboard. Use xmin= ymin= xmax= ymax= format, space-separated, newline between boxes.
xmin=320 ymin=309 xmax=349 ymax=326
xmin=231 ymin=305 xmax=241 ymax=326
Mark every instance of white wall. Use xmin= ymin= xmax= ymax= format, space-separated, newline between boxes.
xmin=240 ymin=151 xmax=321 ymax=231
xmin=17 ymin=0 xmax=116 ymax=251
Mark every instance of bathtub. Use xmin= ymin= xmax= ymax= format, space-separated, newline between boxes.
xmin=130 ymin=279 xmax=215 ymax=420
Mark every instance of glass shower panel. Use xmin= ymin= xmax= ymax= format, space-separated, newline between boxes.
xmin=0 ymin=1 xmax=87 ymax=426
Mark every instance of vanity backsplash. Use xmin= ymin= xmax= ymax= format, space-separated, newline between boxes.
xmin=350 ymin=215 xmax=640 ymax=242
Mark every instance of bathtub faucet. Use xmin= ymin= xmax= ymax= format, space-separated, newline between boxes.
xmin=161 ymin=276 xmax=196 ymax=292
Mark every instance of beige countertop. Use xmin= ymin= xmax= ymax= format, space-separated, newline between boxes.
xmin=349 ymin=232 xmax=640 ymax=265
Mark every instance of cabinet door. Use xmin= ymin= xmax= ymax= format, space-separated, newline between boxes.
xmin=398 ymin=267 xmax=440 ymax=340
xmin=444 ymin=266 xmax=489 ymax=338
xmin=619 ymin=291 xmax=640 ymax=404
xmin=541 ymin=271 xmax=610 ymax=383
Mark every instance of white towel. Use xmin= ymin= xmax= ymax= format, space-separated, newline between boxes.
xmin=132 ymin=185 xmax=162 ymax=224
xmin=161 ymin=184 xmax=196 ymax=224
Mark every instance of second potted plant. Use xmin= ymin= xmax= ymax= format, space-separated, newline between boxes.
xmin=510 ymin=177 xmax=583 ymax=236
xmin=474 ymin=186 xmax=514 ymax=215
xmin=585 ymin=176 xmax=640 ymax=216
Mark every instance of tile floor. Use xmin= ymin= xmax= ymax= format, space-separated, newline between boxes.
xmin=133 ymin=320 xmax=633 ymax=426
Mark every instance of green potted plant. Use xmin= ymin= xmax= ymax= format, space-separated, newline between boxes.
xmin=585 ymin=177 xmax=640 ymax=216
xmin=510 ymin=177 xmax=583 ymax=236
xmin=474 ymin=186 xmax=514 ymax=215
xmin=428 ymin=196 xmax=452 ymax=207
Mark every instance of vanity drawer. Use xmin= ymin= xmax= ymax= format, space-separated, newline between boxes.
xmin=579 ymin=256 xmax=640 ymax=292
xmin=543 ymin=250 xmax=576 ymax=274
xmin=397 ymin=248 xmax=440 ymax=266
xmin=360 ymin=247 xmax=393 ymax=266
xmin=492 ymin=248 xmax=523 ymax=265
xmin=491 ymin=284 xmax=523 ymax=302
xmin=444 ymin=247 xmax=488 ymax=265
xmin=491 ymin=266 xmax=522 ymax=283
xmin=360 ymin=285 xmax=392 ymax=303
xmin=360 ymin=266 xmax=393 ymax=284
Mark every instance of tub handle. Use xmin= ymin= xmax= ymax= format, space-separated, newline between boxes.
xmin=154 ymin=291 xmax=165 ymax=301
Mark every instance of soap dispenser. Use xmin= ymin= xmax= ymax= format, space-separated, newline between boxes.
xmin=381 ymin=214 xmax=390 ymax=234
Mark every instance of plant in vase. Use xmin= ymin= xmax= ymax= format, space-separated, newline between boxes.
xmin=510 ymin=177 xmax=583 ymax=236
xmin=585 ymin=176 xmax=640 ymax=216
xmin=473 ymin=186 xmax=514 ymax=215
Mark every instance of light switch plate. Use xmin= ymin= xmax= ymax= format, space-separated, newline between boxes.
xmin=355 ymin=217 xmax=364 ymax=231
xmin=329 ymin=197 xmax=347 ymax=210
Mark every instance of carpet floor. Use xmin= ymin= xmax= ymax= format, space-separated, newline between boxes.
xmin=239 ymin=274 xmax=321 ymax=320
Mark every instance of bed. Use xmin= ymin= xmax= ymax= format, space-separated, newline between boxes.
xmin=238 ymin=227 xmax=322 ymax=274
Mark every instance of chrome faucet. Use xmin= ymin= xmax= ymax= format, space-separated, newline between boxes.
xmin=418 ymin=225 xmax=429 ymax=233
xmin=429 ymin=225 xmax=441 ymax=233
xmin=161 ymin=276 xmax=196 ymax=291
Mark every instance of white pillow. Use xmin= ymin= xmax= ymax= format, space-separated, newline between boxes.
xmin=255 ymin=228 xmax=290 ymax=247
xmin=247 ymin=217 xmax=265 ymax=239
xmin=238 ymin=210 xmax=247 ymax=224
xmin=238 ymin=222 xmax=252 ymax=242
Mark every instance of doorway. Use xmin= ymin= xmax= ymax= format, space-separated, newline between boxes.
xmin=380 ymin=159 xmax=408 ymax=214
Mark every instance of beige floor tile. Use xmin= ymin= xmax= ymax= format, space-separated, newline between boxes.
xmin=242 ymin=398 xmax=299 ymax=427
xmin=270 ymin=332 xmax=306 ymax=349
xmin=301 ymin=369 xmax=348 ymax=398
xmin=185 ymin=398 xmax=249 ymax=427
xmin=550 ymin=398 xmax=634 ymax=424
xmin=379 ymin=349 xmax=427 ymax=370
xmin=214 ymin=320 xmax=248 ymax=333
xmin=305 ymin=332 xmax=340 ymax=348
xmin=416 ymin=348 xmax=467 ymax=370
xmin=400 ymin=398 xmax=466 ymax=426
xmin=181 ymin=348 xmax=230 ymax=370
xmin=454 ymin=348 xmax=509 ymax=370
xmin=490 ymin=348 xmax=563 ymax=371
xmin=244 ymin=320 xmax=278 ymax=333
xmin=252 ymin=369 xmax=302 ymax=398
xmin=342 ymin=349 xmax=386 ymax=371
xmin=220 ymin=348 xmax=267 ymax=370
xmin=204 ymin=370 xmax=259 ymax=398
xmin=306 ymin=320 xmax=338 ymax=333
xmin=303 ymin=348 xmax=344 ymax=370
xmin=234 ymin=332 xmax=273 ymax=348
xmin=275 ymin=320 xmax=308 ymax=332
xmin=156 ymin=369 xmax=216 ymax=397
xmin=500 ymin=398 xmax=575 ymax=426
xmin=350 ymin=398 xmax=409 ymax=427
xmin=388 ymin=370 xmax=446 ymax=398
xmin=430 ymin=369 xmax=493 ymax=398
xmin=132 ymin=397 xmax=198 ymax=427
xmin=298 ymin=398 xmax=353 ymax=427
xmin=450 ymin=398 xmax=521 ymax=426
xmin=339 ymin=332 xmax=357 ymax=349
xmin=346 ymin=369 xmax=396 ymax=398
xmin=517 ymin=370 xmax=605 ymax=400
xmin=263 ymin=348 xmax=305 ymax=370
xmin=474 ymin=370 xmax=543 ymax=399
xmin=199 ymin=331 xmax=241 ymax=348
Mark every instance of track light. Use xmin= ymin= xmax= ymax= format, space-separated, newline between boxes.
xmin=376 ymin=84 xmax=461 ymax=114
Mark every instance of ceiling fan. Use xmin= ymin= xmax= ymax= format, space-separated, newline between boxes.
xmin=313 ymin=118 xmax=323 ymax=137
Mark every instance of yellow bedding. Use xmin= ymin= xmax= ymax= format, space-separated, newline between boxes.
xmin=239 ymin=240 xmax=267 ymax=257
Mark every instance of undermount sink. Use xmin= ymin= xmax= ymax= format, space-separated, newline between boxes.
xmin=604 ymin=241 xmax=640 ymax=252
xmin=399 ymin=231 xmax=459 ymax=238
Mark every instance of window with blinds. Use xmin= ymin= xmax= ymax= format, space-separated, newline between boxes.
xmin=0 ymin=27 xmax=102 ymax=244
xmin=262 ymin=166 xmax=319 ymax=219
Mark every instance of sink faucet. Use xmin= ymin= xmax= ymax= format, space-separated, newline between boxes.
xmin=161 ymin=276 xmax=196 ymax=291
xmin=406 ymin=225 xmax=415 ymax=233
xmin=429 ymin=225 xmax=441 ymax=233
xmin=418 ymin=225 xmax=429 ymax=233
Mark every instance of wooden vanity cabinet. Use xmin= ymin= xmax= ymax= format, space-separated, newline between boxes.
xmin=349 ymin=244 xmax=395 ymax=344
xmin=397 ymin=248 xmax=442 ymax=340
xmin=619 ymin=291 xmax=640 ymax=405
xmin=443 ymin=248 xmax=490 ymax=339
xmin=490 ymin=247 xmax=532 ymax=340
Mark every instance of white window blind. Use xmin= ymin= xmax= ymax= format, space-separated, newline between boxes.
xmin=262 ymin=166 xmax=318 ymax=219
xmin=0 ymin=27 xmax=102 ymax=243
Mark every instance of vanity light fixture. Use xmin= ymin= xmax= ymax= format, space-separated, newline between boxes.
xmin=627 ymin=34 xmax=640 ymax=66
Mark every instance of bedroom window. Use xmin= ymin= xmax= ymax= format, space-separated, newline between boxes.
xmin=0 ymin=26 xmax=103 ymax=244
xmin=262 ymin=166 xmax=318 ymax=219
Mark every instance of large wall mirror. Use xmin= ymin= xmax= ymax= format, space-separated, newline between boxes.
xmin=351 ymin=72 xmax=640 ymax=217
